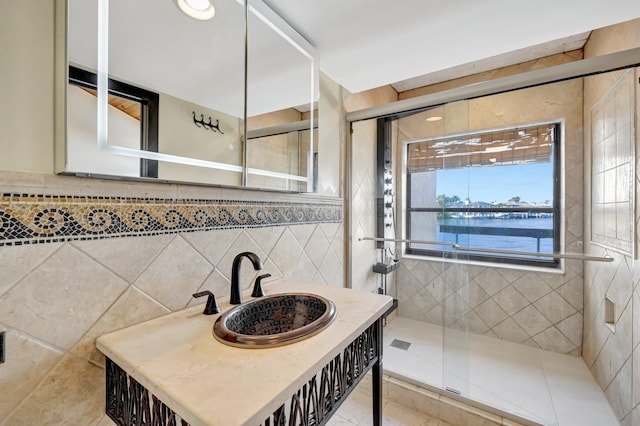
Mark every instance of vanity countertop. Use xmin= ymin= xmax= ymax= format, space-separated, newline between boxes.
xmin=96 ymin=278 xmax=392 ymax=426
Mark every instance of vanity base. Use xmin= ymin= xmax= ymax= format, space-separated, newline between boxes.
xmin=105 ymin=319 xmax=383 ymax=426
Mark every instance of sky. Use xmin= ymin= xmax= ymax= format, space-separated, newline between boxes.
xmin=436 ymin=162 xmax=553 ymax=203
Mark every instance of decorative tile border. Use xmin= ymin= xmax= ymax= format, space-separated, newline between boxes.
xmin=0 ymin=194 xmax=342 ymax=246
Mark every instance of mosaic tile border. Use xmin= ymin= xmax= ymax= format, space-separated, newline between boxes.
xmin=0 ymin=194 xmax=342 ymax=246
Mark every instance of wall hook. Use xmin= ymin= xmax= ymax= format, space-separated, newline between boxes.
xmin=192 ymin=111 xmax=224 ymax=134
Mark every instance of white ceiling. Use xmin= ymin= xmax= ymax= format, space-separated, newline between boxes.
xmin=262 ymin=0 xmax=640 ymax=93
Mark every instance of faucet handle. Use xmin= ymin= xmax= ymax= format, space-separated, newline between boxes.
xmin=192 ymin=291 xmax=221 ymax=315
xmin=251 ymin=273 xmax=272 ymax=297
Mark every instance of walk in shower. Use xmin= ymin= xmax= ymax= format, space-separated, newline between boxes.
xmin=348 ymin=48 xmax=640 ymax=425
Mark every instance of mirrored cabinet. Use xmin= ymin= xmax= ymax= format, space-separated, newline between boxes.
xmin=57 ymin=0 xmax=318 ymax=192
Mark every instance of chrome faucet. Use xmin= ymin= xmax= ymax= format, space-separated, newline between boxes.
xmin=230 ymin=252 xmax=263 ymax=305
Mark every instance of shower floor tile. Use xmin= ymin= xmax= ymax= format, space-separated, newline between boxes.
xmin=383 ymin=317 xmax=618 ymax=426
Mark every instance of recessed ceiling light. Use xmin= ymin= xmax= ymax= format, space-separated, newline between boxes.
xmin=426 ymin=116 xmax=442 ymax=122
xmin=176 ymin=0 xmax=216 ymax=21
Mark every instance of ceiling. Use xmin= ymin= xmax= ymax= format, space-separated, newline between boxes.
xmin=262 ymin=0 xmax=640 ymax=93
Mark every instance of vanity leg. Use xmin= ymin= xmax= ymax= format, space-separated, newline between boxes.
xmin=372 ymin=318 xmax=383 ymax=426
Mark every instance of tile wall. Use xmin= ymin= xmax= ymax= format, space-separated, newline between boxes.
xmin=346 ymin=86 xmax=399 ymax=294
xmin=582 ymin=18 xmax=640 ymax=424
xmin=392 ymin=52 xmax=585 ymax=355
xmin=0 ymin=174 xmax=344 ymax=424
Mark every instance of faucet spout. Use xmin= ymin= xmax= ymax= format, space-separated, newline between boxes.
xmin=230 ymin=252 xmax=263 ymax=305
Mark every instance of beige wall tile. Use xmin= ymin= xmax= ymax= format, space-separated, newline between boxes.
xmin=72 ymin=235 xmax=173 ymax=283
xmin=0 ymin=243 xmax=60 ymax=296
xmin=70 ymin=287 xmax=169 ymax=363
xmin=0 ymin=330 xmax=63 ymax=417
xmin=0 ymin=244 xmax=128 ymax=350
xmin=133 ymin=236 xmax=213 ymax=311
xmin=182 ymin=228 xmax=242 ymax=266
xmin=5 ymin=354 xmax=105 ymax=426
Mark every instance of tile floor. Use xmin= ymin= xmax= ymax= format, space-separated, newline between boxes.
xmin=327 ymin=377 xmax=450 ymax=426
xmin=382 ymin=317 xmax=619 ymax=426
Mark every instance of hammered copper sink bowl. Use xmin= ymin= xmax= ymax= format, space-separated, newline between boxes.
xmin=213 ymin=293 xmax=337 ymax=348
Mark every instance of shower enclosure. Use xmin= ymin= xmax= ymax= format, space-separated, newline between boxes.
xmin=348 ymin=50 xmax=639 ymax=424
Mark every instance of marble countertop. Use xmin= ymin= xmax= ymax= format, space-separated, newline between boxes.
xmin=96 ymin=278 xmax=392 ymax=426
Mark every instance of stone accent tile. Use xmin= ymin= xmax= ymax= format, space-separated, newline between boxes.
xmin=305 ymin=226 xmax=330 ymax=268
xmin=288 ymin=224 xmax=317 ymax=248
xmin=533 ymin=291 xmax=577 ymax=324
xmin=474 ymin=268 xmax=510 ymax=296
xmin=134 ymin=237 xmax=213 ymax=311
xmin=0 ymin=330 xmax=64 ymax=416
xmin=0 ymin=244 xmax=128 ymax=350
xmin=70 ymin=287 xmax=169 ymax=363
xmin=5 ymin=354 xmax=105 ymax=425
xmin=215 ymin=232 xmax=267 ymax=282
xmin=532 ymin=326 xmax=577 ymax=354
xmin=0 ymin=243 xmax=60 ymax=296
xmin=493 ymin=285 xmax=529 ymax=316
xmin=512 ymin=273 xmax=552 ymax=303
xmin=73 ymin=234 xmax=173 ymax=283
xmin=512 ymin=305 xmax=552 ymax=337
xmin=473 ymin=298 xmax=508 ymax=329
xmin=492 ymin=318 xmax=530 ymax=343
xmin=182 ymin=228 xmax=241 ymax=266
xmin=556 ymin=312 xmax=583 ymax=347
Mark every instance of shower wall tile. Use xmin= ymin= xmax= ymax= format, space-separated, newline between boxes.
xmin=583 ymin=20 xmax=640 ymax=421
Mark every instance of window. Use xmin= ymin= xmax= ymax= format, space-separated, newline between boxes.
xmin=404 ymin=121 xmax=561 ymax=268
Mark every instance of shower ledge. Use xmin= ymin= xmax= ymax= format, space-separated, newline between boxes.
xmin=97 ymin=278 xmax=392 ymax=426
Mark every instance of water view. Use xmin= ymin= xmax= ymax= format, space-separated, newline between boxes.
xmin=437 ymin=217 xmax=554 ymax=255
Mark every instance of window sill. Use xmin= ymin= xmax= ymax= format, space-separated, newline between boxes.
xmin=400 ymin=252 xmax=565 ymax=275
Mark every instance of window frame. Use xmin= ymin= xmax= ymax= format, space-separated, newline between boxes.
xmin=402 ymin=120 xmax=562 ymax=268
xmin=68 ymin=65 xmax=160 ymax=178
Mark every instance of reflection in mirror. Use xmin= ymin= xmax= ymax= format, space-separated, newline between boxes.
xmin=63 ymin=0 xmax=318 ymax=191
xmin=245 ymin=0 xmax=318 ymax=191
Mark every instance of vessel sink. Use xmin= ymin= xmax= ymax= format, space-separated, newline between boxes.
xmin=213 ymin=293 xmax=337 ymax=348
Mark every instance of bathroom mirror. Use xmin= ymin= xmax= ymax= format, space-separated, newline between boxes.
xmin=59 ymin=0 xmax=318 ymax=191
